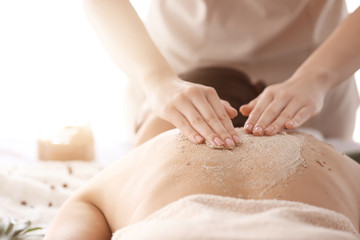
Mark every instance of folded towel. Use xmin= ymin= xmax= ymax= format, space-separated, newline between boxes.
xmin=112 ymin=194 xmax=359 ymax=240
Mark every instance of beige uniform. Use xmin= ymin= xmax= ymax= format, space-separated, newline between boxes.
xmin=126 ymin=0 xmax=359 ymax=140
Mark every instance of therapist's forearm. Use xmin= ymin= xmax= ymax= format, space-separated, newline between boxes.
xmin=83 ymin=0 xmax=175 ymax=91
xmin=83 ymin=0 xmax=240 ymax=148
xmin=293 ymin=7 xmax=360 ymax=89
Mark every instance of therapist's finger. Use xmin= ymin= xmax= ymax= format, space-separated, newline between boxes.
xmin=243 ymin=92 xmax=273 ymax=134
xmin=191 ymin=95 xmax=235 ymax=149
xmin=221 ymin=100 xmax=238 ymax=119
xmin=239 ymin=97 xmax=259 ymax=117
xmin=165 ymin=108 xmax=205 ymax=144
xmin=254 ymin=98 xmax=291 ymax=136
xmin=175 ymin=99 xmax=226 ymax=148
xmin=263 ymin=101 xmax=303 ymax=135
xmin=207 ymin=96 xmax=239 ymax=146
xmin=285 ymin=105 xmax=316 ymax=130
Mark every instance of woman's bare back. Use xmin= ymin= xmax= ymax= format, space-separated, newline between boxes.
xmin=80 ymin=128 xmax=360 ymax=233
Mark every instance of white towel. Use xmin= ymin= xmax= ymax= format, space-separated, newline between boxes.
xmin=112 ymin=194 xmax=359 ymax=240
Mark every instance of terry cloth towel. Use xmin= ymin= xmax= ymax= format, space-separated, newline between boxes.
xmin=112 ymin=194 xmax=360 ymax=240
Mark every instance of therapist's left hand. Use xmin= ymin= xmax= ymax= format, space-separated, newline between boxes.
xmin=239 ymin=75 xmax=327 ymax=136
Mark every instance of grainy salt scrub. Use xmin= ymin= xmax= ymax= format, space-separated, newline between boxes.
xmin=173 ymin=128 xmax=308 ymax=198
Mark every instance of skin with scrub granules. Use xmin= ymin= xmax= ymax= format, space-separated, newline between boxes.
xmin=174 ymin=128 xmax=308 ymax=198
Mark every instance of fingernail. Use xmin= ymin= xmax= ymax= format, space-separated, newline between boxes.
xmin=253 ymin=126 xmax=263 ymax=135
xmin=225 ymin=138 xmax=235 ymax=148
xmin=233 ymin=135 xmax=241 ymax=144
xmin=214 ymin=137 xmax=224 ymax=146
xmin=195 ymin=135 xmax=204 ymax=143
xmin=286 ymin=121 xmax=295 ymax=129
xmin=245 ymin=123 xmax=253 ymax=131
xmin=265 ymin=126 xmax=274 ymax=135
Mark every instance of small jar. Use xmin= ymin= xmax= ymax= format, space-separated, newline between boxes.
xmin=38 ymin=124 xmax=94 ymax=161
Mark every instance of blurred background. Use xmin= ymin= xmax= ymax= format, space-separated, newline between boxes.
xmin=0 ymin=0 xmax=359 ymax=162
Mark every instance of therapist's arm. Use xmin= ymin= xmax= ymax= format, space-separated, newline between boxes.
xmin=241 ymin=7 xmax=360 ymax=136
xmin=83 ymin=0 xmax=238 ymax=148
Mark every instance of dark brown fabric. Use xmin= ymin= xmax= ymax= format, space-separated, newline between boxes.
xmin=179 ymin=67 xmax=265 ymax=128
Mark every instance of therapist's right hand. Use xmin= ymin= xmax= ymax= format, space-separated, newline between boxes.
xmin=147 ymin=77 xmax=240 ymax=149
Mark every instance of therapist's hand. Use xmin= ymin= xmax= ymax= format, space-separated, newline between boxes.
xmin=148 ymin=77 xmax=240 ymax=149
xmin=239 ymin=75 xmax=327 ymax=136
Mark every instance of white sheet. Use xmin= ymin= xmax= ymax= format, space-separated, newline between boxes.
xmin=0 ymin=160 xmax=102 ymax=232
